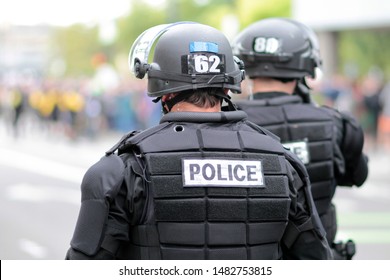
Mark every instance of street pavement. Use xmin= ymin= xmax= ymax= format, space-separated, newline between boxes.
xmin=0 ymin=123 xmax=389 ymax=260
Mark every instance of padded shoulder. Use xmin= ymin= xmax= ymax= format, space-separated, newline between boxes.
xmin=340 ymin=111 xmax=365 ymax=156
xmin=80 ymin=154 xmax=126 ymax=201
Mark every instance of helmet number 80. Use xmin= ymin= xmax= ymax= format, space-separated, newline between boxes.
xmin=194 ymin=55 xmax=221 ymax=73
xmin=253 ymin=37 xmax=279 ymax=54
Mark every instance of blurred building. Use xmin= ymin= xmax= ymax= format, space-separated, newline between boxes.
xmin=0 ymin=24 xmax=52 ymax=78
xmin=293 ymin=0 xmax=390 ymax=78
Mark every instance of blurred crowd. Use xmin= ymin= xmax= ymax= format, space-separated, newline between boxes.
xmin=309 ymin=67 xmax=390 ymax=153
xmin=1 ymin=67 xmax=390 ymax=153
xmin=0 ymin=73 xmax=162 ymax=141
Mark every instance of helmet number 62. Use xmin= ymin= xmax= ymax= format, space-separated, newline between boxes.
xmin=194 ymin=55 xmax=221 ymax=73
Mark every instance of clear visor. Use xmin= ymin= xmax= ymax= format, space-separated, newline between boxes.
xmin=128 ymin=21 xmax=197 ymax=75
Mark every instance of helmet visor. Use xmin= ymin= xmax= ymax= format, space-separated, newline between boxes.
xmin=128 ymin=21 xmax=197 ymax=75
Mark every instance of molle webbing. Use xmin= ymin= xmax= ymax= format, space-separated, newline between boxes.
xmin=126 ymin=122 xmax=290 ymax=259
xmin=237 ymin=99 xmax=335 ymax=216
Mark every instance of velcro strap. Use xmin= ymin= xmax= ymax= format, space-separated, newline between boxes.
xmin=283 ymin=217 xmax=314 ymax=249
xmin=148 ymin=69 xmax=243 ymax=85
xmin=100 ymin=235 xmax=121 ymax=256
xmin=106 ymin=130 xmax=139 ymax=156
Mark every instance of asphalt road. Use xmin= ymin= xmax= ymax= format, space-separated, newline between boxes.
xmin=1 ymin=125 xmax=389 ymax=260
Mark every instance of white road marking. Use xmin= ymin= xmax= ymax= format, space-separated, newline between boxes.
xmin=0 ymin=148 xmax=86 ymax=185
xmin=5 ymin=183 xmax=80 ymax=204
xmin=18 ymin=238 xmax=48 ymax=259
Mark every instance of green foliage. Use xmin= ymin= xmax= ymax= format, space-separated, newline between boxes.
xmin=339 ymin=30 xmax=390 ymax=79
xmin=49 ymin=0 xmax=293 ymax=76
xmin=46 ymin=0 xmax=390 ymax=86
xmin=114 ymin=0 xmax=291 ymax=66
xmin=51 ymin=24 xmax=100 ymax=76
xmin=115 ymin=1 xmax=166 ymax=57
xmin=237 ymin=0 xmax=291 ymax=29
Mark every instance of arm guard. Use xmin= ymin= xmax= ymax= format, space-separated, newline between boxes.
xmin=282 ymin=149 xmax=333 ymax=259
xmin=69 ymin=154 xmax=125 ymax=257
xmin=338 ymin=112 xmax=369 ymax=186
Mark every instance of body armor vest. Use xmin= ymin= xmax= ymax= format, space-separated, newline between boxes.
xmin=117 ymin=113 xmax=291 ymax=259
xmin=236 ymin=95 xmax=336 ymax=217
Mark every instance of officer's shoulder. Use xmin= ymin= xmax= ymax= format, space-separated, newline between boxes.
xmin=244 ymin=119 xmax=281 ymax=141
xmin=80 ymin=153 xmax=125 ymax=200
xmin=320 ymin=105 xmax=362 ymax=128
xmin=318 ymin=104 xmax=343 ymax=119
xmin=113 ymin=123 xmax=173 ymax=153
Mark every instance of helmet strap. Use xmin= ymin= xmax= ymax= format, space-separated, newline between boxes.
xmin=294 ymin=78 xmax=312 ymax=103
xmin=212 ymin=91 xmax=237 ymax=111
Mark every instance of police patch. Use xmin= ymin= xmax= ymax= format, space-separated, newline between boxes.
xmin=182 ymin=158 xmax=264 ymax=187
xmin=283 ymin=140 xmax=310 ymax=164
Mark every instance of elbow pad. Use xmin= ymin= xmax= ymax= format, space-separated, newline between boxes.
xmin=339 ymin=112 xmax=369 ymax=186
xmin=341 ymin=112 xmax=365 ymax=161
xmin=70 ymin=154 xmax=125 ymax=256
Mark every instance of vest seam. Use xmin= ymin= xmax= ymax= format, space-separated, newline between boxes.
xmin=236 ymin=130 xmax=251 ymax=259
xmin=196 ymin=128 xmax=209 ymax=259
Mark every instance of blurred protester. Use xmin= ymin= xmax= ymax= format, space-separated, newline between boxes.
xmin=378 ymin=80 xmax=390 ymax=151
xmin=10 ymin=85 xmax=28 ymax=137
xmin=360 ymin=68 xmax=384 ymax=150
xmin=321 ymin=74 xmax=349 ymax=108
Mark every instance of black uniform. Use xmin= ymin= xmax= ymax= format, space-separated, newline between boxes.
xmin=235 ymin=92 xmax=369 ymax=251
xmin=66 ymin=111 xmax=332 ymax=260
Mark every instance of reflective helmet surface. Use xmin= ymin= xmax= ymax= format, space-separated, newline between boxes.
xmin=129 ymin=22 xmax=244 ymax=97
xmin=232 ymin=17 xmax=321 ymax=79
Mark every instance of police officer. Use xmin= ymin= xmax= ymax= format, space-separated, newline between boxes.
xmin=232 ymin=18 xmax=369 ymax=259
xmin=66 ymin=22 xmax=332 ymax=260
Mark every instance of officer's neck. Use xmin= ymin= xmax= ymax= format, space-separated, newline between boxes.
xmin=252 ymin=77 xmax=296 ymax=94
xmin=170 ymin=102 xmax=221 ymax=113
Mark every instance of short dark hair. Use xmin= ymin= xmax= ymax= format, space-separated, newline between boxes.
xmin=179 ymin=88 xmax=224 ymax=108
xmin=272 ymin=77 xmax=297 ymax=83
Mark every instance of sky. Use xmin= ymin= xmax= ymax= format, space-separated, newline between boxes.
xmin=0 ymin=0 xmax=132 ymax=26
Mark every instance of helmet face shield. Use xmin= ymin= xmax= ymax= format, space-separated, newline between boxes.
xmin=129 ymin=22 xmax=245 ymax=97
xmin=128 ymin=22 xmax=197 ymax=78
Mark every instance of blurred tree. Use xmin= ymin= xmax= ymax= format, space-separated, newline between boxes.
xmin=51 ymin=24 xmax=101 ymax=76
xmin=115 ymin=1 xmax=166 ymax=58
xmin=339 ymin=30 xmax=390 ymax=78
xmin=237 ymin=0 xmax=290 ymax=28
xmin=45 ymin=0 xmax=390 ymax=84
xmin=49 ymin=0 xmax=292 ymax=77
xmin=114 ymin=0 xmax=291 ymax=63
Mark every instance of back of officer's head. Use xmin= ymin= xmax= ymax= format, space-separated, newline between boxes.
xmin=129 ymin=22 xmax=245 ymax=104
xmin=231 ymin=17 xmax=321 ymax=81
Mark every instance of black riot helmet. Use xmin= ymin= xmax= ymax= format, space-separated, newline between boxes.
xmin=232 ymin=17 xmax=321 ymax=80
xmin=129 ymin=22 xmax=245 ymax=98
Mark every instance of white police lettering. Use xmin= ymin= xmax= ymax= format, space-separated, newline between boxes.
xmin=182 ymin=159 xmax=264 ymax=187
xmin=283 ymin=140 xmax=310 ymax=164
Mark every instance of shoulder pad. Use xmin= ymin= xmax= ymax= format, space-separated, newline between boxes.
xmin=318 ymin=105 xmax=340 ymax=117
xmin=105 ymin=130 xmax=140 ymax=156
xmin=246 ymin=120 xmax=281 ymax=142
xmin=80 ymin=154 xmax=125 ymax=201
xmin=339 ymin=111 xmax=365 ymax=158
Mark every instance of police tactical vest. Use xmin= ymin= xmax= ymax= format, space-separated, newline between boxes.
xmin=117 ymin=112 xmax=291 ymax=260
xmin=236 ymin=95 xmax=336 ymax=216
